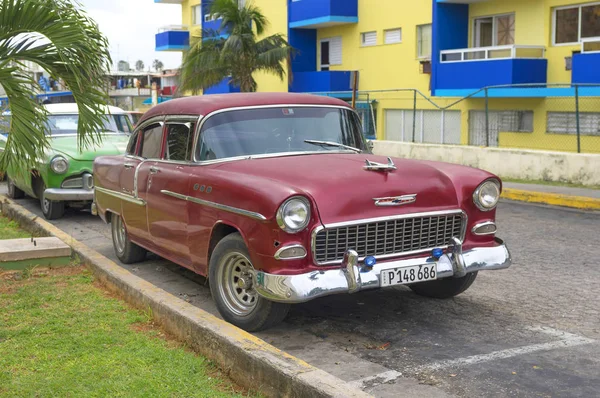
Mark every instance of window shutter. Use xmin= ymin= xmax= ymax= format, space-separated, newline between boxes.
xmin=384 ymin=28 xmax=402 ymax=44
xmin=329 ymin=37 xmax=343 ymax=65
xmin=361 ymin=31 xmax=377 ymax=47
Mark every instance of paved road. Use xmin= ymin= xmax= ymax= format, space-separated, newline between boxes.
xmin=2 ymin=183 xmax=599 ymax=398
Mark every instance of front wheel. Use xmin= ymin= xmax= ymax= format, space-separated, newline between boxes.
xmin=409 ymin=272 xmax=478 ymax=299
xmin=209 ymin=233 xmax=290 ymax=332
xmin=111 ymin=213 xmax=146 ymax=264
xmin=39 ymin=183 xmax=65 ymax=220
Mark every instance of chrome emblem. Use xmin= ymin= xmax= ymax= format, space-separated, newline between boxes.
xmin=364 ymin=157 xmax=397 ymax=172
xmin=373 ymin=194 xmax=417 ymax=207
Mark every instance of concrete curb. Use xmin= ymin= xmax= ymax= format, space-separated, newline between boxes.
xmin=502 ymin=188 xmax=600 ymax=211
xmin=0 ymin=195 xmax=372 ymax=398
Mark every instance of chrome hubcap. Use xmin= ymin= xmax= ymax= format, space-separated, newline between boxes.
xmin=217 ymin=252 xmax=258 ymax=317
xmin=42 ymin=193 xmax=50 ymax=213
xmin=114 ymin=216 xmax=126 ymax=254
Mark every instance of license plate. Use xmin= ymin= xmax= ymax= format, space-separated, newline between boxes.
xmin=380 ymin=264 xmax=437 ymax=287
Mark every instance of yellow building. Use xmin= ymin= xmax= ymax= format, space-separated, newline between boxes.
xmin=154 ymin=0 xmax=600 ymax=153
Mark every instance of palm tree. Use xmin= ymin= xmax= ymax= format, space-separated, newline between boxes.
xmin=0 ymin=0 xmax=111 ymax=172
xmin=135 ymin=60 xmax=145 ymax=72
xmin=152 ymin=59 xmax=164 ymax=72
xmin=179 ymin=0 xmax=294 ymax=93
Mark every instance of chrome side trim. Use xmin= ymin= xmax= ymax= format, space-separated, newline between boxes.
xmin=311 ymin=209 xmax=468 ymax=265
xmin=253 ymin=238 xmax=512 ymax=304
xmin=472 ymin=221 xmax=497 ymax=235
xmin=161 ymin=190 xmax=267 ymax=221
xmin=274 ymin=244 xmax=307 ymax=260
xmin=95 ymin=186 xmax=146 ymax=206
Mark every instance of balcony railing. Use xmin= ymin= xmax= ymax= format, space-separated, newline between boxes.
xmin=155 ymin=25 xmax=190 ymax=52
xmin=440 ymin=45 xmax=546 ymax=63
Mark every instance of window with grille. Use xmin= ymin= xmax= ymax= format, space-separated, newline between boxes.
xmin=361 ymin=31 xmax=377 ymax=47
xmin=417 ymin=24 xmax=432 ymax=59
xmin=499 ymin=111 xmax=534 ymax=132
xmin=384 ymin=28 xmax=402 ymax=44
xmin=547 ymin=112 xmax=600 ymax=135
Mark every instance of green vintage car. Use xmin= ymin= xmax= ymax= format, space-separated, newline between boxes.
xmin=4 ymin=103 xmax=132 ymax=220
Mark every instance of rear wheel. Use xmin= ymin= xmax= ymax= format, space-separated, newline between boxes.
xmin=409 ymin=272 xmax=478 ymax=299
xmin=111 ymin=213 xmax=146 ymax=264
xmin=7 ymin=177 xmax=24 ymax=199
xmin=39 ymin=182 xmax=65 ymax=220
xmin=209 ymin=233 xmax=290 ymax=332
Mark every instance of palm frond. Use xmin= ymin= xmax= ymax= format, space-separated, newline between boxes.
xmin=0 ymin=0 xmax=111 ymax=172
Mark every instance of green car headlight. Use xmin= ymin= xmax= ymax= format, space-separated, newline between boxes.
xmin=50 ymin=155 xmax=69 ymax=175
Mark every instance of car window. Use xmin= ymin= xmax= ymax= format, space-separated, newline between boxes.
xmin=195 ymin=107 xmax=366 ymax=161
xmin=126 ymin=130 xmax=140 ymax=156
xmin=140 ymin=123 xmax=164 ymax=159
xmin=114 ymin=115 xmax=133 ymax=134
xmin=165 ymin=123 xmax=194 ymax=161
xmin=43 ymin=114 xmax=131 ymax=135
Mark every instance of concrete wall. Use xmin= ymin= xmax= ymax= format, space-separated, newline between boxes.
xmin=372 ymin=140 xmax=600 ymax=186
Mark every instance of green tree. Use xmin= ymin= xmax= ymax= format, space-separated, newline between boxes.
xmin=135 ymin=60 xmax=144 ymax=72
xmin=152 ymin=59 xmax=163 ymax=72
xmin=0 ymin=0 xmax=111 ymax=172
xmin=179 ymin=0 xmax=294 ymax=93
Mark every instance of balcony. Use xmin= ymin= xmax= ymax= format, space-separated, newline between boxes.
xmin=289 ymin=0 xmax=358 ymax=29
xmin=289 ymin=71 xmax=351 ymax=93
xmin=155 ymin=25 xmax=189 ymax=51
xmin=204 ymin=78 xmax=241 ymax=95
xmin=572 ymin=39 xmax=600 ymax=84
xmin=435 ymin=45 xmax=548 ymax=97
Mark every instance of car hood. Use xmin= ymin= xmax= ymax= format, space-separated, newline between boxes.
xmin=48 ymin=134 xmax=130 ymax=161
xmin=211 ymin=153 xmax=489 ymax=225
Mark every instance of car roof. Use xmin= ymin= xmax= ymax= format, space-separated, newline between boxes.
xmin=43 ymin=103 xmax=127 ymax=115
xmin=139 ymin=93 xmax=353 ymax=123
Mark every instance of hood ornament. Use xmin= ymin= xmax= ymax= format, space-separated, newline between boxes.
xmin=364 ymin=157 xmax=397 ymax=172
xmin=373 ymin=194 xmax=417 ymax=207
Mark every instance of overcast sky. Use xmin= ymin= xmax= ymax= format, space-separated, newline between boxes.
xmin=80 ymin=0 xmax=183 ymax=71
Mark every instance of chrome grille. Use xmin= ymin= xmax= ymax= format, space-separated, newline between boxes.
xmin=313 ymin=211 xmax=465 ymax=264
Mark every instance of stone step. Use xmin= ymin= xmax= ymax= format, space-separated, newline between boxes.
xmin=0 ymin=237 xmax=71 ymax=263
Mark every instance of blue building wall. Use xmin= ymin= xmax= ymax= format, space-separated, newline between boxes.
xmin=204 ymin=78 xmax=241 ymax=95
xmin=155 ymin=30 xmax=190 ymax=51
xmin=289 ymin=0 xmax=358 ymax=28
xmin=288 ymin=29 xmax=317 ymax=73
xmin=289 ymin=71 xmax=351 ymax=93
xmin=572 ymin=53 xmax=600 ymax=84
xmin=431 ymin=0 xmax=469 ymax=95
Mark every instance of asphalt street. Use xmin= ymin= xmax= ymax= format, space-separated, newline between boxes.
xmin=2 ymin=182 xmax=599 ymax=398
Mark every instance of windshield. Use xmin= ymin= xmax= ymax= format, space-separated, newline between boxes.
xmin=196 ymin=106 xmax=367 ymax=161
xmin=45 ymin=114 xmax=132 ymax=136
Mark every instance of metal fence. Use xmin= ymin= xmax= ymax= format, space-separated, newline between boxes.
xmin=317 ymin=84 xmax=600 ymax=154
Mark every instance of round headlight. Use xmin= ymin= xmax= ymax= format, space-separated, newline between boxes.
xmin=50 ymin=156 xmax=69 ymax=174
xmin=473 ymin=180 xmax=500 ymax=211
xmin=276 ymin=196 xmax=311 ymax=233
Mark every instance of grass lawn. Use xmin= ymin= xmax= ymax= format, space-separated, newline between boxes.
xmin=0 ymin=216 xmax=254 ymax=397
xmin=0 ymin=215 xmax=31 ymax=240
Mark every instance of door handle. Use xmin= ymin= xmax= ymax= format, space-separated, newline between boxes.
xmin=149 ymin=166 xmax=160 ymax=174
xmin=124 ymin=163 xmax=135 ymax=169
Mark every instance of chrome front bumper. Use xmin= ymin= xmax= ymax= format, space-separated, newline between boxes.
xmin=253 ymin=238 xmax=512 ymax=304
xmin=44 ymin=188 xmax=94 ymax=201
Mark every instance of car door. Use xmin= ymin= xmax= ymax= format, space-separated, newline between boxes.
xmin=120 ymin=121 xmax=164 ymax=245
xmin=145 ymin=119 xmax=196 ymax=268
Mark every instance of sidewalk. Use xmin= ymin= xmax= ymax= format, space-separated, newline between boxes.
xmin=502 ymin=182 xmax=600 ymax=211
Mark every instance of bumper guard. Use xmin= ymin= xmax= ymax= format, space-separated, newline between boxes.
xmin=44 ymin=188 xmax=94 ymax=201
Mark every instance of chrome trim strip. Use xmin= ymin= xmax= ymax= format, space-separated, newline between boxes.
xmin=471 ymin=221 xmax=497 ymax=235
xmin=161 ymin=190 xmax=267 ymax=221
xmin=44 ymin=188 xmax=93 ymax=201
xmin=192 ymin=104 xmax=359 ymax=164
xmin=253 ymin=238 xmax=512 ymax=304
xmin=274 ymin=244 xmax=307 ymax=260
xmin=311 ymin=209 xmax=468 ymax=265
xmin=95 ymin=186 xmax=146 ymax=206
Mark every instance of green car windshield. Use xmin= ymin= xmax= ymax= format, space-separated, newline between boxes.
xmin=0 ymin=113 xmax=132 ymax=136
xmin=45 ymin=114 xmax=132 ymax=135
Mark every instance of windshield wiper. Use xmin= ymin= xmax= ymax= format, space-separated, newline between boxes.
xmin=304 ymin=140 xmax=361 ymax=153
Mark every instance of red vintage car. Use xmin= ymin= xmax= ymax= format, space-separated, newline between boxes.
xmin=92 ymin=93 xmax=512 ymax=332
